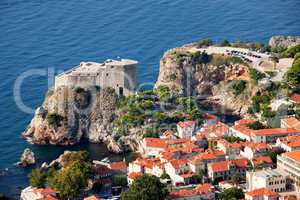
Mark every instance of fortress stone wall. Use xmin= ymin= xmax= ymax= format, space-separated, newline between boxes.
xmin=55 ymin=59 xmax=138 ymax=96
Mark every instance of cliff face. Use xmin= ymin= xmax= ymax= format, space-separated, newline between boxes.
xmin=23 ymin=87 xmax=142 ymax=153
xmin=155 ymin=46 xmax=259 ymax=114
xmin=269 ymin=36 xmax=300 ymax=48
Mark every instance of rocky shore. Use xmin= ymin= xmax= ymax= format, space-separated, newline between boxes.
xmin=22 ymin=35 xmax=300 ymax=152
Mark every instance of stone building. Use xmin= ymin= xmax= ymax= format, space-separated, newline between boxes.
xmin=55 ymin=59 xmax=138 ymax=96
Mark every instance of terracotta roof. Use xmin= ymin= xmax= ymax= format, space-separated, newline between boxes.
xmin=144 ymin=138 xmax=167 ymax=149
xmin=93 ymin=164 xmax=112 ymax=175
xmin=252 ymin=156 xmax=272 ymax=166
xmin=281 ymin=117 xmax=300 ymax=131
xmin=84 ymin=195 xmax=101 ymax=200
xmin=170 ymin=184 xmax=214 ymax=198
xmin=109 ymin=161 xmax=127 ymax=170
xmin=279 ymin=136 xmax=300 ymax=147
xmin=209 ymin=158 xmax=248 ymax=172
xmin=180 ymin=171 xmax=195 ymax=178
xmin=33 ymin=188 xmax=56 ymax=196
xmin=128 ymin=172 xmax=142 ymax=180
xmin=177 ymin=121 xmax=195 ymax=128
xmin=169 ymin=158 xmax=188 ymax=169
xmin=40 ymin=195 xmax=59 ymax=200
xmin=246 ymin=143 xmax=270 ymax=151
xmin=133 ymin=157 xmax=161 ymax=169
xmin=231 ymin=125 xmax=252 ymax=136
xmin=289 ymin=93 xmax=300 ymax=104
xmin=253 ymin=128 xmax=299 ymax=136
xmin=284 ymin=150 xmax=300 ymax=162
xmin=234 ymin=119 xmax=256 ymax=126
xmin=246 ymin=188 xmax=279 ymax=197
xmin=198 ymin=122 xmax=229 ymax=138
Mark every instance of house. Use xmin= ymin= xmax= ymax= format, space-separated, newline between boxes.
xmin=197 ymin=122 xmax=230 ymax=140
xmin=251 ymin=156 xmax=273 ymax=169
xmin=189 ymin=150 xmax=226 ymax=173
xmin=170 ymin=183 xmax=215 ymax=200
xmin=277 ymin=150 xmax=300 ymax=192
xmin=127 ymin=172 xmax=142 ymax=184
xmin=241 ymin=143 xmax=271 ymax=160
xmin=207 ymin=158 xmax=249 ymax=182
xmin=177 ymin=121 xmax=196 ymax=139
xmin=230 ymin=124 xmax=253 ymax=141
xmin=20 ymin=187 xmax=58 ymax=200
xmin=281 ymin=117 xmax=300 ymax=131
xmin=289 ymin=93 xmax=300 ymax=104
xmin=84 ymin=195 xmax=102 ymax=200
xmin=276 ymin=136 xmax=300 ymax=152
xmin=128 ymin=157 xmax=161 ymax=174
xmin=142 ymin=138 xmax=167 ymax=157
xmin=251 ymin=128 xmax=300 ymax=143
xmin=245 ymin=188 xmax=279 ymax=200
xmin=216 ymin=139 xmax=243 ymax=159
xmin=109 ymin=161 xmax=127 ymax=174
xmin=246 ymin=169 xmax=289 ymax=192
xmin=91 ymin=164 xmax=113 ymax=189
xmin=202 ymin=113 xmax=219 ymax=126
xmin=164 ymin=158 xmax=194 ymax=186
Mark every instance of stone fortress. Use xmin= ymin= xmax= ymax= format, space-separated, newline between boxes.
xmin=55 ymin=59 xmax=138 ymax=96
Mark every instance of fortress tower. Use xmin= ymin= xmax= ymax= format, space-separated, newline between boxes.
xmin=54 ymin=59 xmax=138 ymax=96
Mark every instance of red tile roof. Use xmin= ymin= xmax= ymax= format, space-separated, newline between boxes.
xmin=234 ymin=119 xmax=256 ymax=126
xmin=40 ymin=195 xmax=59 ymax=200
xmin=281 ymin=117 xmax=300 ymax=131
xmin=109 ymin=161 xmax=127 ymax=170
xmin=177 ymin=121 xmax=195 ymax=128
xmin=33 ymin=188 xmax=56 ymax=196
xmin=284 ymin=150 xmax=300 ymax=162
xmin=246 ymin=143 xmax=270 ymax=151
xmin=170 ymin=184 xmax=214 ymax=198
xmin=253 ymin=128 xmax=299 ymax=136
xmin=246 ymin=188 xmax=279 ymax=197
xmin=144 ymin=138 xmax=167 ymax=149
xmin=289 ymin=93 xmax=300 ymax=104
xmin=252 ymin=156 xmax=272 ymax=166
xmin=84 ymin=195 xmax=101 ymax=200
xmin=209 ymin=158 xmax=248 ymax=172
xmin=128 ymin=172 xmax=142 ymax=180
xmin=279 ymin=136 xmax=300 ymax=147
xmin=170 ymin=158 xmax=188 ymax=169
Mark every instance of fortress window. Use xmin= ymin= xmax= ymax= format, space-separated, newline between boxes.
xmin=106 ymin=73 xmax=109 ymax=76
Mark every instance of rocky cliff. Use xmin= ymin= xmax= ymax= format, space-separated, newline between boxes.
xmin=269 ymin=35 xmax=300 ymax=48
xmin=155 ymin=45 xmax=261 ymax=114
xmin=23 ymin=87 xmax=142 ymax=153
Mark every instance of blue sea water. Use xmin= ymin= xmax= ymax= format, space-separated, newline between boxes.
xmin=0 ymin=0 xmax=300 ymax=197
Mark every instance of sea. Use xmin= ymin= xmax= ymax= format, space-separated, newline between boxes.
xmin=0 ymin=0 xmax=300 ymax=198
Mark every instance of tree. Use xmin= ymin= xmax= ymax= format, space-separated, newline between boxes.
xmin=48 ymin=161 xmax=91 ymax=199
xmin=160 ymin=172 xmax=170 ymax=179
xmin=220 ymin=39 xmax=231 ymax=47
xmin=190 ymin=174 xmax=202 ymax=184
xmin=29 ymin=168 xmax=46 ymax=188
xmin=232 ymin=173 xmax=243 ymax=185
xmin=221 ymin=187 xmax=244 ymax=200
xmin=247 ymin=121 xmax=266 ymax=130
xmin=121 ymin=174 xmax=169 ymax=200
xmin=230 ymin=80 xmax=247 ymax=95
xmin=113 ymin=176 xmax=128 ymax=187
xmin=249 ymin=68 xmax=266 ymax=82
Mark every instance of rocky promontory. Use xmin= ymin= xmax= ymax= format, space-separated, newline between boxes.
xmin=23 ymin=36 xmax=298 ymax=152
xmin=269 ymin=35 xmax=300 ymax=48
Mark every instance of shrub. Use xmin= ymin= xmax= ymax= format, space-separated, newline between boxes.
xmin=249 ymin=68 xmax=266 ymax=82
xmin=219 ymin=39 xmax=231 ymax=47
xmin=190 ymin=51 xmax=212 ymax=64
xmin=167 ymin=73 xmax=177 ymax=81
xmin=197 ymin=38 xmax=213 ymax=47
xmin=74 ymin=86 xmax=84 ymax=93
xmin=46 ymin=113 xmax=62 ymax=126
xmin=283 ymin=44 xmax=300 ymax=58
xmin=113 ymin=176 xmax=128 ymax=187
xmin=29 ymin=168 xmax=46 ymax=188
xmin=230 ymin=80 xmax=247 ymax=95
xmin=247 ymin=121 xmax=266 ymax=130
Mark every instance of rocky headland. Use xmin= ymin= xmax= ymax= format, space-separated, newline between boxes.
xmin=23 ymin=36 xmax=300 ymax=153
